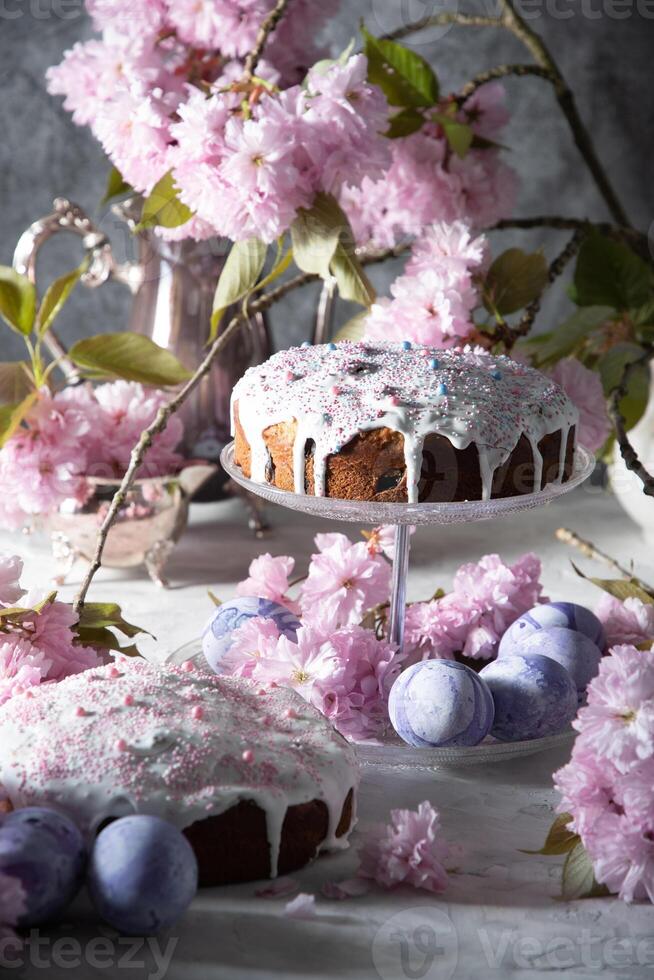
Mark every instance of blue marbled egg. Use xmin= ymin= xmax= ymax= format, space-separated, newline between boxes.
xmin=202 ymin=596 xmax=301 ymax=674
xmin=517 ymin=627 xmax=602 ymax=701
xmin=480 ymin=653 xmax=577 ymax=741
xmin=88 ymin=815 xmax=198 ymax=936
xmin=389 ymin=660 xmax=495 ymax=748
xmin=0 ymin=808 xmax=87 ymax=926
xmin=499 ymin=602 xmax=606 ymax=658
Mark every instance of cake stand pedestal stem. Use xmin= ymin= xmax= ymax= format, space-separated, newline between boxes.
xmin=388 ymin=524 xmax=411 ymax=653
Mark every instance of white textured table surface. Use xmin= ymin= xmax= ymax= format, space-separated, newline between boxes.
xmin=7 ymin=486 xmax=654 ymax=980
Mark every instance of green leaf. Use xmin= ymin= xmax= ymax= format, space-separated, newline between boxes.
xmin=0 ymin=391 xmax=38 ymax=448
xmin=75 ymin=602 xmax=152 ymax=639
xmin=74 ymin=626 xmax=140 ymax=657
xmin=571 ymin=562 xmax=654 ymax=605
xmin=561 ymin=841 xmax=610 ymax=900
xmin=102 ymin=165 xmax=131 ymax=205
xmin=137 ymin=171 xmax=194 ymax=232
xmin=362 ymin=26 xmax=439 ymax=107
xmin=0 ymin=362 xmax=33 ymax=405
xmin=435 ymin=114 xmax=473 ymax=158
xmin=68 ymin=334 xmax=192 ymax=387
xmin=210 ymin=239 xmax=268 ymax=339
xmin=291 ymin=193 xmax=348 ymax=278
xmin=573 ymin=234 xmax=652 ymax=311
xmin=471 ymin=134 xmax=507 ymax=151
xmin=597 ymin=342 xmax=649 ymax=430
xmin=483 ymin=249 xmax=549 ymax=316
xmin=36 ymin=264 xmax=85 ymax=338
xmin=386 ymin=108 xmax=425 ymax=138
xmin=521 ymin=813 xmax=579 ymax=856
xmin=0 ymin=591 xmax=57 ymax=624
xmin=521 ymin=306 xmax=613 ymax=368
xmin=631 ymin=298 xmax=654 ymax=328
xmin=333 ymin=310 xmax=369 ymax=342
xmin=330 ymin=243 xmax=376 ymax=308
xmin=208 ymin=590 xmax=222 ymax=607
xmin=0 ymin=267 xmax=37 ymax=336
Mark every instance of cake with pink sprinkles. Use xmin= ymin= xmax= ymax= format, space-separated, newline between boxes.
xmin=0 ymin=659 xmax=358 ymax=886
xmin=232 ymin=340 xmax=579 ymax=503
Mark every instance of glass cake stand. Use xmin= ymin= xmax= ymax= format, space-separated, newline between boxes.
xmin=169 ymin=443 xmax=594 ymax=768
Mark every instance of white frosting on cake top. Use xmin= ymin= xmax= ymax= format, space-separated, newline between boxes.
xmin=0 ymin=659 xmax=359 ymax=877
xmin=232 ymin=341 xmax=579 ymax=501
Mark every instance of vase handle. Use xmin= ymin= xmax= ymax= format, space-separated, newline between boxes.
xmin=12 ymin=198 xmax=141 ymax=379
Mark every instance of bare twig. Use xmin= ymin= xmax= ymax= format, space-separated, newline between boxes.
xmin=242 ymin=0 xmax=291 ymax=81
xmin=493 ymin=216 xmax=650 ymax=260
xmin=382 ymin=12 xmax=503 ymax=41
xmin=457 ymin=64 xmax=553 ymax=104
xmin=497 ymin=0 xmax=630 ymax=227
xmin=389 ymin=2 xmax=631 ymax=227
xmin=609 ymin=345 xmax=654 ymax=498
xmin=555 ymin=527 xmax=654 ymax=589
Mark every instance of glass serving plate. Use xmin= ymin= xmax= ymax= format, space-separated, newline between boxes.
xmin=165 ymin=638 xmax=575 ymax=769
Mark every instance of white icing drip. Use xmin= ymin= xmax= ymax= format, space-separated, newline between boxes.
xmin=526 ymin=434 xmax=544 ymax=492
xmin=232 ymin=342 xmax=579 ymax=503
xmin=0 ymin=661 xmax=359 ymax=878
xmin=556 ymin=422 xmax=575 ymax=484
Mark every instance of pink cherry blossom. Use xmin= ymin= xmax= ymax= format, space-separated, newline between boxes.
xmin=236 ymin=553 xmax=296 ymax=608
xmin=341 ymin=84 xmax=518 ymax=248
xmin=300 ymin=533 xmax=391 ymax=630
xmin=308 ymin=626 xmax=401 ymax=741
xmin=250 ymin=626 xmax=335 ymax=699
xmin=0 ymin=555 xmax=25 ymax=606
xmin=363 ymin=525 xmax=414 ymax=562
xmin=0 ymin=636 xmax=51 ymax=707
xmin=572 ymin=645 xmax=654 ymax=773
xmin=219 ymin=617 xmax=282 ymax=678
xmin=358 ymin=801 xmax=460 ymax=893
xmin=550 ymin=358 xmax=611 ymax=453
xmin=364 ymin=222 xmax=488 ymax=348
xmin=17 ymin=593 xmax=104 ymax=682
xmin=595 ymin=594 xmax=654 ymax=649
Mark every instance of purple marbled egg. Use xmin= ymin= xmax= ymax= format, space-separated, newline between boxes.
xmin=389 ymin=660 xmax=495 ymax=748
xmin=202 ymin=597 xmax=301 ymax=674
xmin=499 ymin=602 xmax=606 ymax=658
xmin=0 ymin=808 xmax=87 ymax=926
xmin=88 ymin=815 xmax=198 ymax=936
xmin=480 ymin=653 xmax=577 ymax=741
xmin=516 ymin=627 xmax=602 ymax=701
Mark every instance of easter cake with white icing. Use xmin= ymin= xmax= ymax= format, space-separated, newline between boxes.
xmin=232 ymin=341 xmax=579 ymax=503
xmin=0 ymin=659 xmax=358 ymax=886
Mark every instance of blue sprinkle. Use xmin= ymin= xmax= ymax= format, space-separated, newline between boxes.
xmin=301 ymin=341 xmax=311 ymax=348
xmin=401 ymin=341 xmax=412 ymax=351
xmin=430 ymin=358 xmax=440 ymax=370
xmin=492 ymin=370 xmax=503 ymax=381
xmin=327 ymin=342 xmax=337 ymax=351
xmin=323 ymin=413 xmax=332 ymax=423
xmin=437 ymin=383 xmax=448 ymax=397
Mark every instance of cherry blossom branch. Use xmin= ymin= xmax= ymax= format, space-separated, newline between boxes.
xmin=609 ymin=345 xmax=654 ymax=498
xmin=555 ymin=527 xmax=654 ymax=591
xmin=383 ymin=13 xmax=504 ymax=41
xmin=388 ymin=2 xmax=631 ymax=228
xmin=242 ymin=0 xmax=291 ymax=81
xmin=457 ymin=64 xmax=552 ymax=104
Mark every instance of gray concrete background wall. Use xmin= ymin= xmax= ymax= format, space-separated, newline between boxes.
xmin=1 ymin=1 xmax=652 ymax=362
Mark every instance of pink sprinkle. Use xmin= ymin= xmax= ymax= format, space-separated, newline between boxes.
xmin=269 ymin=681 xmax=278 ymax=689
xmin=181 ymin=661 xmax=194 ymax=673
xmin=107 ymin=666 xmax=121 ymax=679
xmin=331 ymin=386 xmax=341 ymax=396
xmin=124 ymin=695 xmax=135 ymax=707
xmin=284 ymin=708 xmax=298 ymax=720
xmin=75 ymin=707 xmax=87 ymax=718
xmin=257 ymin=688 xmax=267 ymax=696
xmin=285 ymin=370 xmax=294 ymax=383
xmin=115 ymin=739 xmax=128 ymax=753
xmin=242 ymin=749 xmax=254 ymax=764
xmin=192 ymin=706 xmax=204 ymax=721
xmin=389 ymin=395 xmax=400 ymax=406
xmin=25 ymin=690 xmax=34 ymax=699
